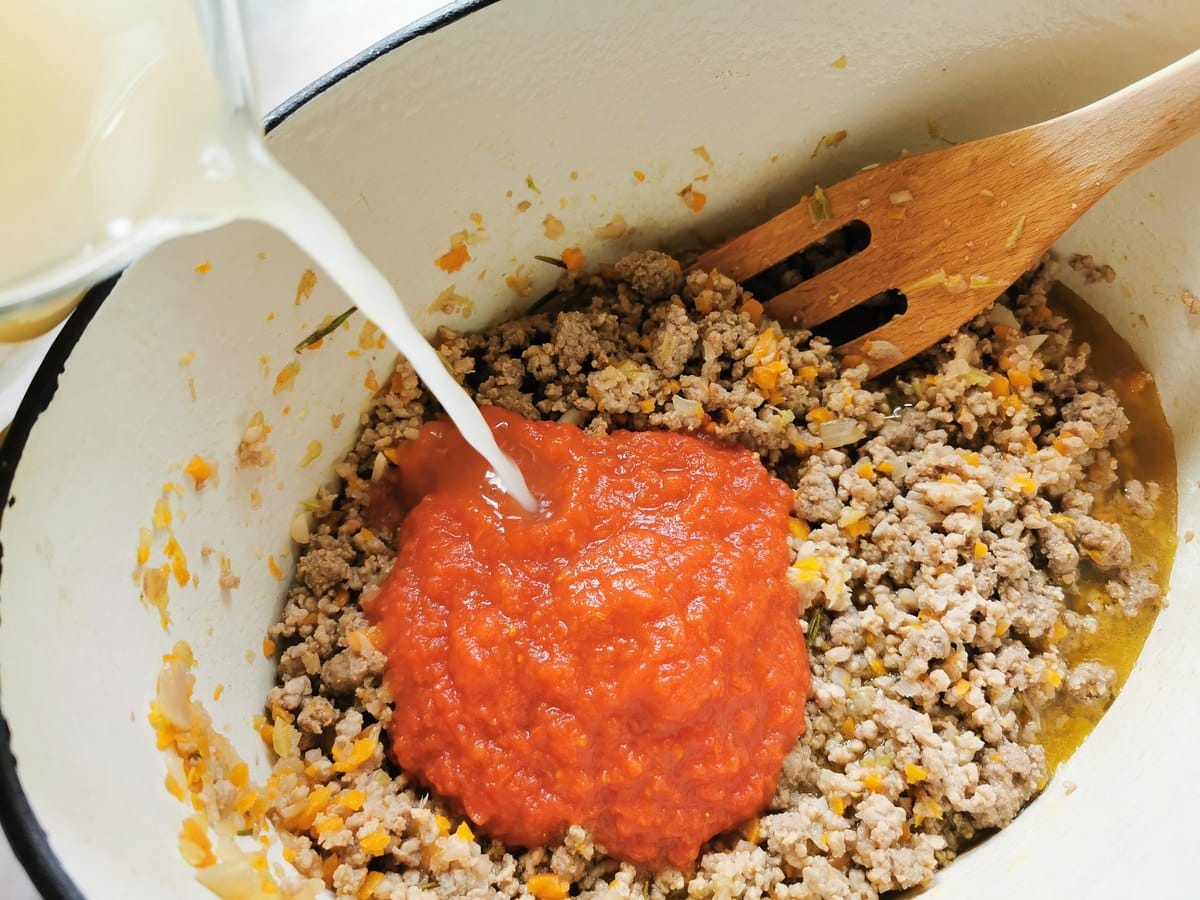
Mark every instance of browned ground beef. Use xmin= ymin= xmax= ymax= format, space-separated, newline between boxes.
xmin=264 ymin=250 xmax=1160 ymax=899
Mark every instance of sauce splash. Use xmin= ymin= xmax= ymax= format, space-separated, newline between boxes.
xmin=368 ymin=409 xmax=810 ymax=868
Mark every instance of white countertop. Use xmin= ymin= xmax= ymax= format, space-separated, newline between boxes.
xmin=0 ymin=1 xmax=443 ymax=895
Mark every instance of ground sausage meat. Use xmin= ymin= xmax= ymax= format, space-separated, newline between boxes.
xmin=263 ymin=249 xmax=1165 ymax=899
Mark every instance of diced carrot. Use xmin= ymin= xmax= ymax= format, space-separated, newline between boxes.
xmin=904 ymin=763 xmax=929 ymax=784
xmin=435 ymin=242 xmax=470 ymax=273
xmin=179 ymin=816 xmax=216 ymax=868
xmin=1026 ymin=304 xmax=1052 ymax=324
xmin=358 ymin=872 xmax=384 ymax=899
xmin=314 ymin=815 xmax=344 ymax=834
xmin=183 ymin=455 xmax=216 ymax=489
xmin=321 ymin=853 xmax=340 ymax=887
xmin=679 ymin=185 xmax=707 ymax=212
xmin=341 ymin=789 xmax=367 ymax=812
xmin=561 ymin=247 xmax=585 ymax=274
xmin=527 ymin=874 xmax=571 ymax=900
xmin=740 ymin=298 xmax=764 ymax=324
xmin=360 ymin=831 xmax=389 ymax=856
xmin=750 ymin=366 xmax=779 ymax=392
xmin=845 ymin=518 xmax=870 ymax=538
xmin=1008 ymin=369 xmax=1033 ymax=390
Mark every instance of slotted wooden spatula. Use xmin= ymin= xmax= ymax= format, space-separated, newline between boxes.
xmin=695 ymin=49 xmax=1200 ymax=376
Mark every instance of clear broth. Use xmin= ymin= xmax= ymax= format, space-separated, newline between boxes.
xmin=1036 ymin=283 xmax=1178 ymax=773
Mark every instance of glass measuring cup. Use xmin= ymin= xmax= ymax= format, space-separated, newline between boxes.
xmin=0 ymin=0 xmax=260 ymax=331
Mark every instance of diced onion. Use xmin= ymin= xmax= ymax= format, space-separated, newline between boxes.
xmin=1020 ymin=334 xmax=1049 ymax=351
xmin=156 ymin=662 xmax=194 ymax=729
xmin=289 ymin=513 xmax=312 ymax=545
xmin=962 ymin=369 xmax=993 ymax=387
xmin=196 ymin=845 xmax=268 ymax=900
xmin=987 ymin=303 xmax=1020 ymax=330
xmin=671 ymin=395 xmax=705 ymax=420
xmin=829 ymin=667 xmax=853 ymax=689
xmin=863 ymin=340 xmax=902 ymax=363
xmin=272 ymin=720 xmax=300 ymax=758
xmin=371 ymin=452 xmax=388 ymax=482
xmin=819 ymin=418 xmax=867 ymax=449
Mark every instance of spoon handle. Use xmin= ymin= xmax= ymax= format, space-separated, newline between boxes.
xmin=1038 ymin=48 xmax=1200 ymax=188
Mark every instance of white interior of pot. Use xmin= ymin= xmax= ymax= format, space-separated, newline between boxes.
xmin=1 ymin=1 xmax=1198 ymax=896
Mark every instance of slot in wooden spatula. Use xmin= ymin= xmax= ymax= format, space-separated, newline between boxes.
xmin=694 ymin=49 xmax=1200 ymax=376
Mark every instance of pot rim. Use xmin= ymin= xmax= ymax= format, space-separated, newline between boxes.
xmin=0 ymin=2 xmax=498 ymax=896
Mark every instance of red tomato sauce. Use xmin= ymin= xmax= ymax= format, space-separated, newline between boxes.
xmin=367 ymin=408 xmax=809 ymax=868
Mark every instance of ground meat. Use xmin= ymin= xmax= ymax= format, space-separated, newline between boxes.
xmin=1060 ymin=391 xmax=1129 ymax=442
xmin=1074 ymin=516 xmax=1132 ymax=570
xmin=793 ymin=467 xmax=843 ymax=523
xmin=1067 ymin=253 xmax=1117 ymax=285
xmin=319 ymin=650 xmax=374 ymax=695
xmin=613 ymin=249 xmax=684 ymax=300
xmin=296 ymin=696 xmax=336 ymax=734
xmin=1122 ymin=479 xmax=1159 ymax=519
xmin=264 ymin=250 xmax=1166 ymax=900
xmin=1118 ymin=566 xmax=1162 ymax=616
xmin=1064 ymin=662 xmax=1117 ymax=710
xmin=237 ymin=411 xmax=274 ymax=468
xmin=295 ymin=543 xmax=353 ymax=597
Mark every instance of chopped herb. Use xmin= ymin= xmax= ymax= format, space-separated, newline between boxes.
xmin=533 ymin=254 xmax=568 ymax=269
xmin=810 ymin=129 xmax=848 ymax=159
xmin=525 ymin=175 xmax=541 ymax=194
xmin=809 ymin=185 xmax=832 ymax=223
xmin=807 ymin=606 xmax=827 ymax=649
xmin=418 ymin=882 xmax=437 ymax=890
xmin=295 ymin=306 xmax=356 ymax=353
xmin=525 ymin=289 xmax=566 ymax=315
xmin=927 ymin=118 xmax=958 ymax=146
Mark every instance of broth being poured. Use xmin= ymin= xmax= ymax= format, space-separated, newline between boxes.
xmin=0 ymin=0 xmax=534 ymax=508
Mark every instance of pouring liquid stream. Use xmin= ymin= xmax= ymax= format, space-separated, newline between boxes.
xmin=0 ymin=0 xmax=535 ymax=510
xmin=238 ymin=153 xmax=537 ymax=511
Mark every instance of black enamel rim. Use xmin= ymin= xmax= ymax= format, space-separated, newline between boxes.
xmin=0 ymin=2 xmax=499 ymax=897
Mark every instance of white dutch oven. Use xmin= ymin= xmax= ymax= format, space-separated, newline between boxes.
xmin=1 ymin=1 xmax=1198 ymax=897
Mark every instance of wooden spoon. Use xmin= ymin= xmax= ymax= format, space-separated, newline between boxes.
xmin=694 ymin=49 xmax=1200 ymax=376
